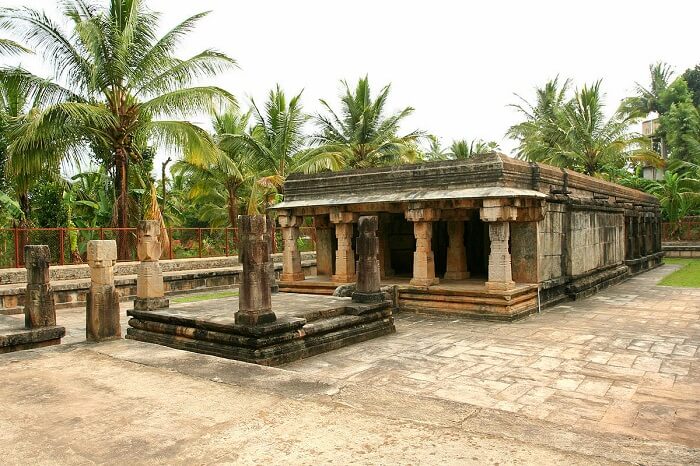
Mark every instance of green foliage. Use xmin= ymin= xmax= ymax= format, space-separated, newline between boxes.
xmin=681 ymin=65 xmax=700 ymax=108
xmin=30 ymin=178 xmax=68 ymax=227
xmin=618 ymin=62 xmax=674 ymax=119
xmin=508 ymin=79 xmax=659 ymax=176
xmin=313 ymin=76 xmax=423 ymax=169
xmin=659 ymin=259 xmax=700 ymax=288
xmin=660 ymin=101 xmax=700 ymax=163
xmin=448 ymin=139 xmax=499 ymax=159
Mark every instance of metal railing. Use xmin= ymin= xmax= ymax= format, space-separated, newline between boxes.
xmin=661 ymin=221 xmax=700 ymax=242
xmin=0 ymin=226 xmax=316 ymax=269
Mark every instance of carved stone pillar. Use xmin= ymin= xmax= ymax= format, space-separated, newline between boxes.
xmin=278 ymin=212 xmax=305 ymax=282
xmin=480 ymin=199 xmax=517 ymax=291
xmin=236 ymin=215 xmax=276 ymax=326
xmin=265 ymin=216 xmax=279 ymax=293
xmin=352 ymin=216 xmax=383 ymax=303
xmin=406 ymin=206 xmax=439 ymax=287
xmin=24 ymin=245 xmax=56 ymax=328
xmin=134 ymin=220 xmax=169 ymax=311
xmin=86 ymin=240 xmax=120 ymax=341
xmin=313 ymin=216 xmax=334 ymax=277
xmin=444 ymin=220 xmax=469 ymax=280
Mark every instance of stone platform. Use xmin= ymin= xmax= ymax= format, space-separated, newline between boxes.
xmin=126 ymin=293 xmax=395 ymax=365
xmin=280 ymin=276 xmax=539 ymax=320
xmin=0 ymin=314 xmax=65 ymax=354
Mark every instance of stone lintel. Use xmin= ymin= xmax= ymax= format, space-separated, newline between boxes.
xmin=480 ymin=198 xmax=517 ymax=222
xmin=405 ymin=206 xmax=440 ymax=222
xmin=330 ymin=209 xmax=359 ymax=224
xmin=278 ymin=211 xmax=302 ymax=228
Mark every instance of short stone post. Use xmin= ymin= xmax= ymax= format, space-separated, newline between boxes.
xmin=406 ymin=206 xmax=440 ymax=286
xmin=236 ymin=215 xmax=276 ymax=326
xmin=278 ymin=212 xmax=305 ymax=282
xmin=24 ymin=245 xmax=56 ymax=328
xmin=444 ymin=220 xmax=469 ymax=280
xmin=134 ymin=220 xmax=169 ymax=311
xmin=352 ymin=216 xmax=384 ymax=303
xmin=86 ymin=240 xmax=120 ymax=341
xmin=265 ymin=215 xmax=279 ymax=293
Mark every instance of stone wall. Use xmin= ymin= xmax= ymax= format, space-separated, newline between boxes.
xmin=569 ymin=209 xmax=624 ymax=276
xmin=538 ymin=202 xmax=566 ymax=282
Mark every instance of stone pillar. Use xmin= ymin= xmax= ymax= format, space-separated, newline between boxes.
xmin=444 ymin=220 xmax=469 ymax=280
xmin=352 ymin=216 xmax=383 ymax=303
xmin=24 ymin=245 xmax=56 ymax=328
xmin=86 ymin=240 xmax=120 ymax=341
xmin=236 ymin=215 xmax=276 ymax=326
xmin=485 ymin=222 xmax=515 ymax=290
xmin=265 ymin=216 xmax=279 ymax=293
xmin=331 ymin=210 xmax=358 ymax=283
xmin=278 ymin=212 xmax=305 ymax=282
xmin=378 ymin=214 xmax=394 ymax=279
xmin=134 ymin=220 xmax=169 ymax=311
xmin=480 ymin=199 xmax=517 ymax=291
xmin=313 ymin=216 xmax=334 ymax=277
xmin=406 ymin=206 xmax=439 ymax=287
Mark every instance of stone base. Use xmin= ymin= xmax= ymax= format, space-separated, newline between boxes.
xmin=351 ymin=291 xmax=385 ymax=304
xmin=484 ymin=281 xmax=516 ymax=291
xmin=444 ymin=271 xmax=470 ymax=280
xmin=133 ymin=297 xmax=170 ymax=311
xmin=409 ymin=277 xmax=439 ymax=287
xmin=280 ymin=272 xmax=305 ymax=282
xmin=625 ymin=252 xmax=664 ymax=276
xmin=86 ymin=286 xmax=121 ymax=342
xmin=126 ymin=300 xmax=395 ymax=366
xmin=0 ymin=315 xmax=65 ymax=354
xmin=331 ymin=274 xmax=356 ymax=283
xmin=234 ymin=310 xmax=277 ymax=326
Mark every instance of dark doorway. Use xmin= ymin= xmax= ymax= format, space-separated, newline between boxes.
xmin=432 ymin=221 xmax=448 ymax=278
xmin=466 ymin=211 xmax=489 ymax=278
xmin=388 ymin=213 xmax=415 ymax=277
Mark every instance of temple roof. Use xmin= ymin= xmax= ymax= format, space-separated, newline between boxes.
xmin=270 ymin=152 xmax=658 ymax=210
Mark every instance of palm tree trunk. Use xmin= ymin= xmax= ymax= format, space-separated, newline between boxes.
xmin=115 ymin=148 xmax=130 ymax=260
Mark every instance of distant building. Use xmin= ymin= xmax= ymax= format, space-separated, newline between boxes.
xmin=641 ymin=118 xmax=665 ymax=181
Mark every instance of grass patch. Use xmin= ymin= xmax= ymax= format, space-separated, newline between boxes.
xmin=171 ymin=290 xmax=239 ymax=303
xmin=659 ymin=258 xmax=700 ymax=288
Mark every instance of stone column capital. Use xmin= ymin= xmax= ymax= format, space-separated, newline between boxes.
xmin=480 ymin=198 xmax=517 ymax=222
xmin=330 ymin=209 xmax=358 ymax=224
xmin=405 ymin=206 xmax=440 ymax=222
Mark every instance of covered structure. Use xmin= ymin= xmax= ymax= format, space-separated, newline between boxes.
xmin=271 ymin=153 xmax=663 ymax=320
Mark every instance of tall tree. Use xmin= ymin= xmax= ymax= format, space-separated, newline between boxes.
xmin=508 ymin=80 xmax=659 ymax=176
xmin=313 ymin=76 xmax=423 ymax=169
xmin=619 ymin=62 xmax=674 ymax=119
xmin=447 ymin=139 xmax=499 ymax=159
xmin=0 ymin=0 xmax=237 ymax=257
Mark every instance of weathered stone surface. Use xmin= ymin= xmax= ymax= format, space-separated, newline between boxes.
xmin=134 ymin=223 xmax=168 ymax=311
xmin=278 ymin=212 xmax=305 ymax=282
xmin=444 ymin=220 xmax=469 ymax=280
xmin=331 ymin=222 xmax=356 ymax=283
xmin=24 ymin=245 xmax=56 ymax=328
xmin=236 ymin=215 xmax=276 ymax=326
xmin=409 ymin=220 xmax=438 ymax=287
xmin=86 ymin=240 xmax=120 ymax=342
xmin=137 ymin=220 xmax=161 ymax=262
xmin=352 ymin=216 xmax=384 ymax=303
xmin=0 ymin=314 xmax=65 ymax=354
xmin=333 ymin=283 xmax=355 ymax=297
xmin=485 ymin=222 xmax=516 ymax=291
xmin=265 ymin=216 xmax=279 ymax=293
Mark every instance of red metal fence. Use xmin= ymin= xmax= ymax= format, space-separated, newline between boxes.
xmin=661 ymin=221 xmax=700 ymax=242
xmin=0 ymin=227 xmax=316 ymax=269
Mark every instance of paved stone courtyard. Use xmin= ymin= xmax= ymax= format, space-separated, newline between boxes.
xmin=1 ymin=264 xmax=698 ymax=463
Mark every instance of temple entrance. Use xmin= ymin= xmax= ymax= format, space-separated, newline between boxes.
xmin=432 ymin=221 xmax=448 ymax=278
xmin=387 ymin=213 xmax=414 ymax=277
xmin=466 ymin=212 xmax=489 ymax=278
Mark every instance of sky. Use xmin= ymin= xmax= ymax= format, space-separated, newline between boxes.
xmin=3 ymin=0 xmax=699 ymax=171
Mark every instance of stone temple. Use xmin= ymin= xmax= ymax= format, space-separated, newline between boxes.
xmin=273 ymin=153 xmax=664 ymax=320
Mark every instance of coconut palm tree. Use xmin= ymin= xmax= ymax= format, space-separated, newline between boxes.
xmin=313 ymin=76 xmax=423 ymax=169
xmin=508 ymin=80 xmax=660 ymax=177
xmin=447 ymin=139 xmax=500 ymax=159
xmin=619 ymin=62 xmax=674 ymax=119
xmin=173 ymin=109 xmax=251 ymax=227
xmin=230 ymin=86 xmax=337 ymax=211
xmin=0 ymin=0 xmax=237 ymax=257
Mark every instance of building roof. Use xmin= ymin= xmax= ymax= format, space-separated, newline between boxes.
xmin=270 ymin=153 xmax=658 ymax=210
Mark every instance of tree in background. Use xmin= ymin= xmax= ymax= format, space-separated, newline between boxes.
xmin=313 ymin=76 xmax=423 ymax=169
xmin=0 ymin=0 xmax=237 ymax=257
xmin=447 ymin=139 xmax=500 ymax=159
xmin=618 ymin=62 xmax=674 ymax=119
xmin=508 ymin=79 xmax=659 ymax=177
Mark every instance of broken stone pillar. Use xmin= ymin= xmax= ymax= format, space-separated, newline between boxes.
xmin=86 ymin=240 xmax=120 ymax=341
xmin=406 ymin=206 xmax=439 ymax=286
xmin=265 ymin=216 xmax=279 ymax=293
xmin=330 ymin=210 xmax=358 ymax=283
xmin=134 ymin=220 xmax=169 ymax=311
xmin=313 ymin=215 xmax=334 ymax=277
xmin=236 ymin=215 xmax=276 ymax=326
xmin=24 ymin=245 xmax=56 ymax=328
xmin=278 ymin=212 xmax=305 ymax=282
xmin=444 ymin=220 xmax=469 ymax=280
xmin=485 ymin=222 xmax=516 ymax=290
xmin=352 ymin=216 xmax=383 ymax=303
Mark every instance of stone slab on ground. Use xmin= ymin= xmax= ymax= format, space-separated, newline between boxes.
xmin=0 ymin=314 xmax=65 ymax=354
xmin=0 ymin=339 xmax=696 ymax=465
